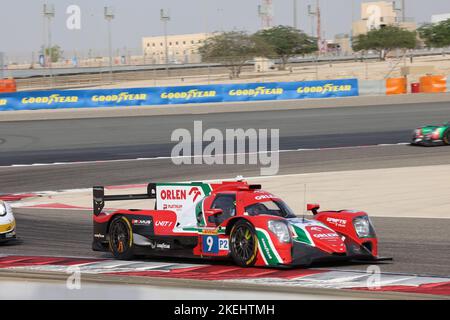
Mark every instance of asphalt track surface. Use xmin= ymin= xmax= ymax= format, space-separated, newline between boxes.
xmin=1 ymin=101 xmax=450 ymax=166
xmin=1 ymin=101 xmax=450 ymax=277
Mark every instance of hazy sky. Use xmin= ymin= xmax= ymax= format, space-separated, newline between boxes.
xmin=1 ymin=0 xmax=449 ymax=56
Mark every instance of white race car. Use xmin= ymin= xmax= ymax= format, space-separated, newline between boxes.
xmin=0 ymin=201 xmax=16 ymax=242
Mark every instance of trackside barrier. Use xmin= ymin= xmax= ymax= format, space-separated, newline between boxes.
xmin=358 ymin=80 xmax=385 ymax=96
xmin=0 ymin=79 xmax=16 ymax=93
xmin=419 ymin=75 xmax=447 ymax=93
xmin=0 ymin=79 xmax=359 ymax=111
xmin=386 ymin=77 xmax=407 ymax=95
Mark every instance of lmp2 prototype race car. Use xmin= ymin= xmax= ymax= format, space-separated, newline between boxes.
xmin=0 ymin=200 xmax=16 ymax=243
xmin=412 ymin=122 xmax=450 ymax=146
xmin=92 ymin=180 xmax=388 ymax=267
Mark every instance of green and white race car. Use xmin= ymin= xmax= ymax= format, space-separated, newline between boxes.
xmin=412 ymin=122 xmax=450 ymax=146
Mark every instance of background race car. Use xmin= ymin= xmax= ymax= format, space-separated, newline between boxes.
xmin=412 ymin=122 xmax=450 ymax=146
xmin=0 ymin=201 xmax=16 ymax=242
xmin=92 ymin=180 xmax=390 ymax=267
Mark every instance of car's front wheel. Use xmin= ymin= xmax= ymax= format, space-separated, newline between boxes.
xmin=230 ymin=220 xmax=258 ymax=267
xmin=443 ymin=130 xmax=450 ymax=145
xmin=109 ymin=216 xmax=135 ymax=260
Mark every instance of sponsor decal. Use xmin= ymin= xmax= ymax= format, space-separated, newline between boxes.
xmin=228 ymin=87 xmax=283 ymax=97
xmin=163 ymin=204 xmax=183 ymax=210
xmin=260 ymin=237 xmax=273 ymax=261
xmin=91 ymin=92 xmax=147 ymax=103
xmin=161 ymin=90 xmax=216 ymax=100
xmin=308 ymin=226 xmax=339 ymax=239
xmin=254 ymin=194 xmax=274 ymax=201
xmin=155 ymin=220 xmax=173 ymax=228
xmin=312 ymin=232 xmax=340 ymax=239
xmin=256 ymin=228 xmax=283 ymax=265
xmin=131 ymin=219 xmax=152 ymax=226
xmin=1 ymin=79 xmax=358 ymax=112
xmin=94 ymin=233 xmax=105 ymax=239
xmin=188 ymin=187 xmax=202 ymax=202
xmin=160 ymin=189 xmax=187 ymax=200
xmin=296 ymin=83 xmax=353 ymax=94
xmin=156 ymin=243 xmax=171 ymax=250
xmin=156 ymin=184 xmax=210 ymax=215
xmin=149 ymin=240 xmax=171 ymax=250
xmin=21 ymin=94 xmax=79 ymax=105
xmin=326 ymin=217 xmax=347 ymax=228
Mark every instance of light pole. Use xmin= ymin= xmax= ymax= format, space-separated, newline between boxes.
xmin=104 ymin=6 xmax=115 ymax=83
xmin=0 ymin=52 xmax=4 ymax=79
xmin=402 ymin=0 xmax=406 ymax=22
xmin=293 ymin=0 xmax=298 ymax=29
xmin=160 ymin=9 xmax=170 ymax=75
xmin=43 ymin=3 xmax=55 ymax=87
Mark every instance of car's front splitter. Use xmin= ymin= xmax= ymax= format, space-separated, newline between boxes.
xmin=289 ymin=240 xmax=377 ymax=267
xmin=412 ymin=138 xmax=444 ymax=146
xmin=0 ymin=229 xmax=16 ymax=243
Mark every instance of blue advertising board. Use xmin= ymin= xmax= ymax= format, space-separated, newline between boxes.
xmin=0 ymin=78 xmax=359 ymax=111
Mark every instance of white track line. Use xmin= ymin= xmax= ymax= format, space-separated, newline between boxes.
xmin=0 ymin=142 xmax=410 ymax=169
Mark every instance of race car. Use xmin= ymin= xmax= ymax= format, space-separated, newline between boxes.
xmin=92 ymin=180 xmax=389 ymax=267
xmin=0 ymin=201 xmax=16 ymax=242
xmin=412 ymin=122 xmax=450 ymax=146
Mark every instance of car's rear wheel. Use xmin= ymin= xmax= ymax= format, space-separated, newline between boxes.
xmin=443 ymin=130 xmax=450 ymax=145
xmin=230 ymin=220 xmax=258 ymax=267
xmin=109 ymin=216 xmax=135 ymax=260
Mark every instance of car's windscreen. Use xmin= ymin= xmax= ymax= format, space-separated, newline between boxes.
xmin=244 ymin=200 xmax=296 ymax=218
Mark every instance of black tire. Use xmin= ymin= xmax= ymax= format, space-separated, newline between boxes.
xmin=108 ymin=216 xmax=135 ymax=260
xmin=229 ymin=220 xmax=258 ymax=267
xmin=443 ymin=130 xmax=450 ymax=145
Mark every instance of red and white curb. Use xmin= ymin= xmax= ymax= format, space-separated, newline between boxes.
xmin=0 ymin=255 xmax=448 ymax=296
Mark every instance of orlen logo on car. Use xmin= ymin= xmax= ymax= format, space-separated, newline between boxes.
xmin=308 ymin=226 xmax=339 ymax=239
xmin=159 ymin=187 xmax=202 ymax=202
xmin=254 ymin=194 xmax=273 ymax=201
xmin=313 ymin=232 xmax=340 ymax=239
xmin=160 ymin=189 xmax=187 ymax=200
xmin=188 ymin=187 xmax=202 ymax=202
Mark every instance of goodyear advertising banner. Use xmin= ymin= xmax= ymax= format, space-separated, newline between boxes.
xmin=0 ymin=79 xmax=358 ymax=111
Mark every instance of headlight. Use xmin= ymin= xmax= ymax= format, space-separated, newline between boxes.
xmin=353 ymin=216 xmax=375 ymax=238
xmin=0 ymin=202 xmax=7 ymax=217
xmin=268 ymin=220 xmax=291 ymax=243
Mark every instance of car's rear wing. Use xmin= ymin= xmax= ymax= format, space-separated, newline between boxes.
xmin=93 ymin=183 xmax=156 ymax=216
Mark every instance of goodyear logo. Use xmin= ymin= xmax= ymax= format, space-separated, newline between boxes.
xmin=260 ymin=237 xmax=273 ymax=260
xmin=21 ymin=94 xmax=78 ymax=104
xmin=91 ymin=92 xmax=147 ymax=103
xmin=160 ymin=89 xmax=216 ymax=100
xmin=0 ymin=99 xmax=7 ymax=106
xmin=297 ymin=84 xmax=353 ymax=94
xmin=229 ymin=87 xmax=283 ymax=97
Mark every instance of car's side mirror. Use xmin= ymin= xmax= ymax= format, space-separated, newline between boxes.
xmin=307 ymin=203 xmax=320 ymax=215
xmin=205 ymin=208 xmax=223 ymax=223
